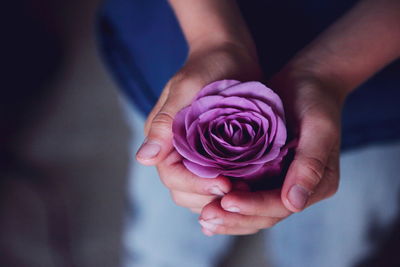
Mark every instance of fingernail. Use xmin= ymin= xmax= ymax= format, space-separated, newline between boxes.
xmin=208 ymin=186 xmax=225 ymax=196
xmin=288 ymin=184 xmax=311 ymax=210
xmin=199 ymin=219 xmax=218 ymax=232
xmin=136 ymin=140 xmax=161 ymax=160
xmin=224 ymin=206 xmax=240 ymax=213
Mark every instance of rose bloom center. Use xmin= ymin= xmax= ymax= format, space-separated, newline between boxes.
xmin=214 ymin=118 xmax=258 ymax=147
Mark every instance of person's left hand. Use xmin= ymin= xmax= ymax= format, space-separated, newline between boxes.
xmin=136 ymin=41 xmax=263 ymax=213
xmin=198 ymin=68 xmax=344 ymax=236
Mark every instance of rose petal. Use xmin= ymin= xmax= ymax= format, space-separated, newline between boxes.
xmin=173 ymin=135 xmax=216 ymax=167
xmin=195 ymin=80 xmax=241 ymax=99
xmin=221 ymin=162 xmax=265 ymax=177
xmin=173 ymin=80 xmax=291 ymax=180
xmin=204 ymin=111 xmax=271 ymax=162
xmin=183 ymin=159 xmax=221 ymax=178
xmin=190 ymin=95 xmax=225 ymax=116
xmin=220 ymin=81 xmax=285 ymax=119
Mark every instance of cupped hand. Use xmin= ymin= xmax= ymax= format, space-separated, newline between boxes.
xmin=199 ymin=69 xmax=345 ymax=235
xmin=136 ymin=41 xmax=262 ymax=212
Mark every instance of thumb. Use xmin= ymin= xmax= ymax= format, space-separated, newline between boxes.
xmin=281 ymin=115 xmax=339 ymax=212
xmin=136 ymin=80 xmax=201 ymax=166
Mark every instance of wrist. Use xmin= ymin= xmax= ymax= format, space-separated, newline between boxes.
xmin=188 ymin=37 xmax=258 ymax=62
xmin=183 ymin=39 xmax=263 ymax=83
xmin=169 ymin=0 xmax=257 ymax=61
xmin=272 ymin=59 xmax=349 ymax=107
xmin=283 ymin=56 xmax=352 ymax=102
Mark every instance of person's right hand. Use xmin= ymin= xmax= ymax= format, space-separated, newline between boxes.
xmin=136 ymin=41 xmax=262 ymax=213
xmin=197 ymin=68 xmax=345 ymax=235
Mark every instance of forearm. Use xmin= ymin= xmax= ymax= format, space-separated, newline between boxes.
xmin=287 ymin=0 xmax=400 ymax=95
xmin=168 ymin=0 xmax=256 ymax=56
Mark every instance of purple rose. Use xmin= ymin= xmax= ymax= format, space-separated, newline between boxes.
xmin=172 ymin=80 xmax=290 ymax=180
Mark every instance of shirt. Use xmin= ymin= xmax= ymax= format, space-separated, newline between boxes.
xmin=98 ymin=0 xmax=400 ymax=151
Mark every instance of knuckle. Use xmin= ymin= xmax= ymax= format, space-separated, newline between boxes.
xmin=202 ymin=204 xmax=222 ymax=219
xmin=151 ymin=112 xmax=174 ymax=131
xmin=297 ymin=156 xmax=326 ymax=189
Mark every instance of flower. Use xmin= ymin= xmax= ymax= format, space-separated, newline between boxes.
xmin=172 ymin=80 xmax=290 ymax=180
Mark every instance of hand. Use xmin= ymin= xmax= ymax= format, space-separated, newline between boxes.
xmin=198 ymin=69 xmax=345 ymax=235
xmin=136 ymin=41 xmax=262 ymax=213
xmin=196 ymin=0 xmax=400 ymax=236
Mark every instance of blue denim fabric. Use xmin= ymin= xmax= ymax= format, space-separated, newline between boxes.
xmin=98 ymin=0 xmax=400 ymax=151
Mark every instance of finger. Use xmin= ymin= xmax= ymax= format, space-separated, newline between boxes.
xmin=201 ymin=225 xmax=259 ymax=236
xmin=136 ymin=78 xmax=203 ymax=166
xmin=170 ymin=191 xmax=217 ymax=209
xmin=144 ymin=81 xmax=171 ymax=136
xmin=220 ymin=189 xmax=292 ymax=218
xmin=190 ymin=208 xmax=202 ymax=214
xmin=307 ymin=146 xmax=340 ymax=206
xmin=200 ymin=199 xmax=281 ymax=231
xmin=281 ymin=113 xmax=340 ymax=212
xmin=158 ymin=151 xmax=232 ymax=196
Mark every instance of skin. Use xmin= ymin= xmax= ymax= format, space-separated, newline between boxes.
xmin=136 ymin=0 xmax=400 ymax=236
